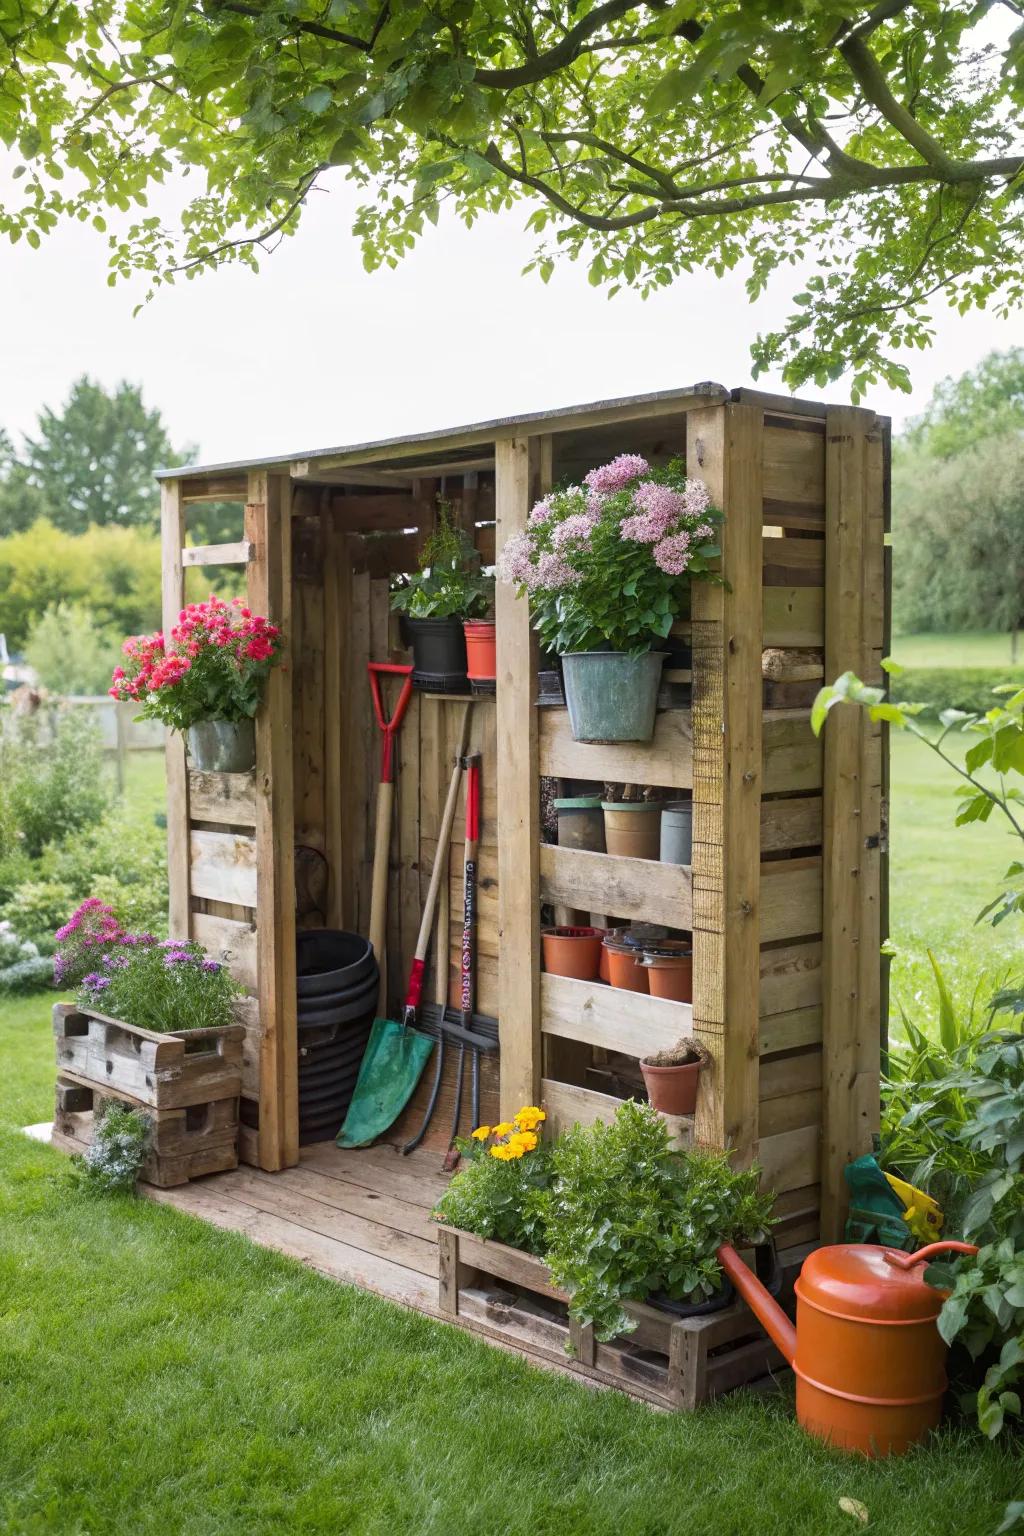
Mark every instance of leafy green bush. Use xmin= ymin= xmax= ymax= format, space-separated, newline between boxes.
xmin=0 ymin=918 xmax=51 ymax=992
xmin=0 ymin=880 xmax=76 ymax=950
xmin=890 ymin=669 xmax=1024 ymax=717
xmin=40 ymin=811 xmax=167 ymax=937
xmin=391 ymin=502 xmax=492 ymax=621
xmin=540 ymin=1101 xmax=773 ymax=1341
xmin=24 ymin=600 xmax=122 ymax=696
xmin=0 ymin=517 xmax=161 ymax=650
xmin=0 ymin=705 xmax=109 ymax=858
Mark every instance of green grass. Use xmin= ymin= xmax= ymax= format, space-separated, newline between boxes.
xmin=890 ymin=632 xmax=1024 ymax=669
xmin=1 ymin=993 xmax=1021 ymax=1536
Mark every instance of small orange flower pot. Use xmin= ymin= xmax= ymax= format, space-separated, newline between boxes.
xmin=464 ymin=621 xmax=496 ymax=683
xmin=640 ymin=1058 xmax=701 ymax=1116
xmin=603 ymin=940 xmax=649 ymax=993
xmin=542 ymin=926 xmax=603 ymax=981
xmin=642 ymin=950 xmax=693 ymax=1003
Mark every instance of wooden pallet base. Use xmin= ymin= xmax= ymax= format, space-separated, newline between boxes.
xmin=438 ymin=1225 xmax=801 ymax=1410
xmin=55 ymin=1072 xmax=239 ymax=1188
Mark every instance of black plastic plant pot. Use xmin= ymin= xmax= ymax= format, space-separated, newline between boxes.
xmin=296 ymin=930 xmax=377 ymax=997
xmin=405 ymin=616 xmax=468 ymax=691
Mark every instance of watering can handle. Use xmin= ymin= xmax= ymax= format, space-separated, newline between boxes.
xmin=885 ymin=1241 xmax=979 ymax=1270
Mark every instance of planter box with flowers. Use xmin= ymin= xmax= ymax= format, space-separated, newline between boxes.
xmin=109 ymin=594 xmax=284 ymax=772
xmin=433 ymin=1100 xmax=789 ymax=1408
xmin=497 ymin=454 xmax=719 ymax=743
xmin=51 ymin=899 xmax=245 ymax=1187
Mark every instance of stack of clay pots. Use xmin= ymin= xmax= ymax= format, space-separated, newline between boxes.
xmin=295 ymin=930 xmax=379 ymax=1144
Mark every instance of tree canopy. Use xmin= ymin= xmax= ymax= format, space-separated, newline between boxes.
xmin=903 ymin=347 xmax=1024 ymax=457
xmin=2 ymin=2 xmax=1023 ymax=398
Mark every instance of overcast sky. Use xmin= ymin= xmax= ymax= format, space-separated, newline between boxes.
xmin=2 ymin=173 xmax=1019 ymax=467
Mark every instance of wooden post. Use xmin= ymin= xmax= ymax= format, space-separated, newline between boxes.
xmin=160 ymin=479 xmax=191 ymax=941
xmin=687 ymin=403 xmax=764 ymax=1165
xmin=495 ymin=435 xmax=548 ymax=1114
xmin=821 ymin=406 xmax=884 ymax=1239
xmin=246 ymin=473 xmax=299 ymax=1172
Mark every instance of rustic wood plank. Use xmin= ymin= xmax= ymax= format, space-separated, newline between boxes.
xmin=269 ymin=1164 xmax=439 ymax=1242
xmin=188 ymin=771 xmax=257 ymax=827
xmin=247 ymin=476 xmax=299 ymax=1172
xmin=190 ymin=912 xmax=258 ymax=992
xmin=540 ymin=973 xmax=692 ymax=1057
xmin=189 ymin=829 xmax=258 ymax=907
xmin=821 ymin=406 xmax=879 ymax=1240
xmin=758 ymin=1124 xmax=820 ymax=1193
xmin=760 ymin=796 xmax=822 ymax=852
xmin=161 ymin=480 xmax=191 ymax=941
xmin=541 ymin=1077 xmax=692 ymax=1145
xmin=539 ymin=844 xmax=693 ymax=928
xmin=762 ymin=535 xmax=824 ymax=587
xmin=688 ymin=402 xmax=763 ymax=1166
xmin=180 ymin=474 xmax=249 ymax=503
xmin=759 ymin=1007 xmax=822 ymax=1055
xmin=496 ymin=435 xmax=545 ymax=1113
xmin=759 ymin=939 xmax=822 ymax=1017
xmin=299 ymin=1141 xmax=451 ymax=1209
xmin=322 ymin=516 xmax=348 ymax=929
xmin=762 ymin=649 xmax=824 ymax=683
xmin=759 ymin=1088 xmax=823 ymax=1138
xmin=763 ymin=587 xmax=824 ymax=647
xmin=537 ymin=708 xmax=692 ymax=789
xmin=144 ymin=1183 xmax=438 ymax=1311
xmin=762 ymin=424 xmax=825 ymax=519
xmin=762 ymin=713 xmax=823 ymax=792
xmin=759 ymin=857 xmax=822 ymax=943
xmin=182 ymin=540 xmax=254 ymax=568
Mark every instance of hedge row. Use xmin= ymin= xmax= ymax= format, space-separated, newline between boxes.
xmin=889 ymin=668 xmax=1024 ymax=716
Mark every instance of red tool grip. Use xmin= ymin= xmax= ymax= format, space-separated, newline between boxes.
xmin=465 ymin=756 xmax=481 ymax=843
xmin=405 ymin=956 xmax=427 ymax=1012
xmin=368 ymin=663 xmax=414 ymax=784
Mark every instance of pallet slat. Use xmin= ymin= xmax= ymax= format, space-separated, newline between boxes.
xmin=540 ymin=973 xmax=692 ymax=1057
xmin=189 ymin=829 xmax=258 ymax=907
xmin=540 ymin=844 xmax=693 ymax=928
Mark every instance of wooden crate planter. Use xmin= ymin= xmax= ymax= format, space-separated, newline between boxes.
xmin=53 ymin=1002 xmax=243 ymax=1107
xmin=52 ymin=1002 xmax=243 ymax=1186
xmin=437 ymin=1225 xmax=796 ymax=1410
xmin=54 ymin=1073 xmax=239 ymax=1188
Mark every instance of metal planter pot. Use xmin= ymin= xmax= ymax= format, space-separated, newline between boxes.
xmin=560 ymin=651 xmax=667 ymax=743
xmin=186 ymin=718 xmax=256 ymax=772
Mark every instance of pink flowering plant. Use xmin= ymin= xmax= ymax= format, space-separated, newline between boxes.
xmin=497 ymin=455 xmax=720 ymax=655
xmin=62 ymin=926 xmax=240 ymax=1038
xmin=109 ymin=595 xmax=284 ymax=732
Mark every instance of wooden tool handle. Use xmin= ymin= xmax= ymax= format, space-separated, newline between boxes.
xmin=368 ymin=779 xmax=393 ymax=968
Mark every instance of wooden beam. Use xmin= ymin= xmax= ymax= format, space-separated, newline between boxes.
xmin=688 ymin=402 xmax=764 ymax=1167
xmin=539 ymin=844 xmax=692 ymax=928
xmin=182 ymin=540 xmax=254 ymax=568
xmin=495 ymin=435 xmax=547 ymax=1113
xmin=820 ymin=406 xmax=881 ymax=1239
xmin=541 ymin=1078 xmax=691 ymax=1146
xmin=180 ymin=474 xmax=249 ymax=503
xmin=541 ymin=974 xmax=692 ymax=1057
xmin=160 ymin=480 xmax=190 ymax=942
xmin=246 ymin=472 xmax=298 ymax=1173
xmin=538 ymin=708 xmax=692 ymax=788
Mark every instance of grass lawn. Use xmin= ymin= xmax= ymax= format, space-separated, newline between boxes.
xmin=890 ymin=631 xmax=1024 ymax=669
xmin=1 ymin=992 xmax=1022 ymax=1536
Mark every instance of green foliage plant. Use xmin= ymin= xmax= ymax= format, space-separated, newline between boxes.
xmin=539 ymin=1101 xmax=773 ymax=1341
xmin=497 ymin=455 xmax=720 ymax=656
xmin=886 ymin=669 xmax=1024 ymax=720
xmin=75 ymin=1102 xmax=151 ymax=1197
xmin=24 ymin=601 xmax=122 ymax=696
xmin=4 ymin=6 xmax=1024 ymax=398
xmin=432 ymin=1109 xmax=553 ymax=1254
xmin=0 ymin=519 xmax=162 ymax=651
xmin=0 ymin=704 xmax=109 ymax=859
xmin=76 ymin=935 xmax=240 ymax=1034
xmin=390 ymin=502 xmax=492 ymax=621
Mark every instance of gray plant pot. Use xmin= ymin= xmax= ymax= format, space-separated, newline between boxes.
xmin=560 ymin=651 xmax=667 ymax=743
xmin=660 ymin=801 xmax=694 ymax=865
xmin=186 ymin=718 xmax=256 ymax=773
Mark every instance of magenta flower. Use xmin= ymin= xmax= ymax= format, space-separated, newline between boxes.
xmin=528 ymin=500 xmax=552 ymax=526
xmin=584 ymin=454 xmax=650 ymax=494
xmin=552 ymin=513 xmax=597 ymax=552
xmin=534 ymin=551 xmax=581 ymax=590
xmin=496 ymin=531 xmax=536 ymax=588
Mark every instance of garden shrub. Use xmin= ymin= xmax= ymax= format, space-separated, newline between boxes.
xmin=433 ymin=1110 xmax=552 ymax=1253
xmin=892 ymin=668 xmax=1024 ymax=717
xmin=0 ymin=918 xmax=52 ymax=993
xmin=0 ymin=705 xmax=109 ymax=858
xmin=0 ymin=880 xmax=77 ymax=951
xmin=40 ymin=811 xmax=167 ymax=937
xmin=75 ymin=1103 xmax=151 ymax=1196
xmin=24 ymin=599 xmax=122 ymax=696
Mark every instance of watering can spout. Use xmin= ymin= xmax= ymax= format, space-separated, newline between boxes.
xmin=717 ymin=1243 xmax=797 ymax=1365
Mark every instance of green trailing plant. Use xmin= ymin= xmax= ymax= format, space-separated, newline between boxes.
xmin=539 ymin=1100 xmax=773 ymax=1341
xmin=75 ymin=1103 xmax=151 ymax=1196
xmin=390 ymin=503 xmax=492 ymax=621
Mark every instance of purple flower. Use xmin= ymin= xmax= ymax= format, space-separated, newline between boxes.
xmin=162 ymin=949 xmax=192 ymax=967
xmin=684 ymin=479 xmax=712 ymax=519
xmin=584 ymin=454 xmax=650 ymax=495
xmin=82 ymin=973 xmax=111 ymax=992
xmin=653 ymin=532 xmax=692 ymax=575
xmin=497 ymin=531 xmax=536 ymax=588
xmin=534 ymin=551 xmax=581 ymax=591
xmin=201 ymin=959 xmax=222 ymax=974
xmin=528 ymin=499 xmax=552 ymax=526
xmin=620 ymin=482 xmax=688 ymax=544
xmin=551 ymin=513 xmax=597 ymax=552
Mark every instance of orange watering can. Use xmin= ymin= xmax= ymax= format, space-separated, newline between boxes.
xmin=717 ymin=1239 xmax=978 ymax=1456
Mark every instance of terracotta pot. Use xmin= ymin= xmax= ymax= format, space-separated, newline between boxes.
xmin=603 ymin=939 xmax=649 ymax=993
xmin=602 ymin=801 xmax=662 ymax=860
xmin=463 ymin=620 xmax=496 ymax=682
xmin=542 ymin=926 xmax=603 ymax=981
xmin=640 ymin=1057 xmax=701 ymax=1115
xmin=642 ymin=949 xmax=693 ymax=1003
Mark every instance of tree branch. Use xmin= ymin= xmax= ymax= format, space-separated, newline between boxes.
xmin=475 ymin=0 xmax=644 ymax=87
xmin=840 ymin=34 xmax=964 ymax=178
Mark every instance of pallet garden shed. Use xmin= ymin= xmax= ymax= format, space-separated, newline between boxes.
xmin=152 ymin=382 xmax=889 ymax=1381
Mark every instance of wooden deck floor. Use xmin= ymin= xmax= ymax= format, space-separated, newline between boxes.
xmin=145 ymin=1142 xmax=452 ymax=1317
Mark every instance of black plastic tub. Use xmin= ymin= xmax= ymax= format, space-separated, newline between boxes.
xmin=296 ymin=976 xmax=379 ymax=1027
xmin=404 ymin=616 xmax=468 ymax=691
xmin=296 ymin=930 xmax=376 ymax=998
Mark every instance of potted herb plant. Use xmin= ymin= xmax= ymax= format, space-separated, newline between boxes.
xmin=109 ymin=595 xmax=284 ymax=772
xmin=391 ymin=502 xmax=493 ymax=690
xmin=498 ymin=456 xmax=719 ymax=742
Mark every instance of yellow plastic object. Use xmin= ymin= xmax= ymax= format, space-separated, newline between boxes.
xmin=885 ymin=1173 xmax=943 ymax=1243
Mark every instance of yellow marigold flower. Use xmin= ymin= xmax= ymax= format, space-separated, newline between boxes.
xmin=491 ymin=1121 xmax=514 ymax=1138
xmin=504 ymin=1131 xmax=536 ymax=1156
xmin=470 ymin=1125 xmax=491 ymax=1141
xmin=502 ymin=1140 xmax=526 ymax=1159
xmin=489 ymin=1143 xmax=514 ymax=1161
xmin=514 ymin=1106 xmax=546 ymax=1131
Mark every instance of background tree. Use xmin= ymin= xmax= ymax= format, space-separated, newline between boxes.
xmin=2 ymin=2 xmax=1023 ymax=399
xmin=23 ymin=601 xmax=122 ymax=696
xmin=902 ymin=348 xmax=1024 ymax=458
xmin=10 ymin=377 xmax=185 ymax=534
xmin=0 ymin=521 xmax=162 ymax=650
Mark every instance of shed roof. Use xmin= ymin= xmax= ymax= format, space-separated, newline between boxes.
xmin=155 ymin=381 xmax=731 ymax=481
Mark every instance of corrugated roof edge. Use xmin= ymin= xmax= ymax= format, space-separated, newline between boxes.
xmin=155 ymin=381 xmax=729 ymax=480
